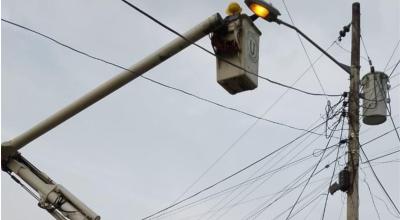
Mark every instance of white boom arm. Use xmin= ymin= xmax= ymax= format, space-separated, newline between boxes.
xmin=2 ymin=13 xmax=224 ymax=220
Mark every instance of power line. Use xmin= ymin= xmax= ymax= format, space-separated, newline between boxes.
xmin=360 ymin=35 xmax=372 ymax=61
xmin=141 ymin=118 xmax=335 ymax=220
xmin=386 ymin=104 xmax=400 ymax=144
xmin=284 ymin=116 xmax=342 ymax=220
xmin=1 ymin=18 xmax=323 ymax=135
xmin=244 ymin=160 xmax=324 ymax=219
xmin=387 ymin=62 xmax=400 ymax=76
xmin=391 ymin=83 xmax=400 ymax=90
xmin=305 ymin=193 xmax=327 ymax=219
xmin=384 ymin=39 xmax=400 ymax=72
xmin=208 ymin=116 xmax=341 ymax=220
xmin=334 ymin=41 xmax=369 ymax=62
xmin=158 ymin=177 xmax=332 ymax=220
xmin=110 ymin=2 xmax=345 ymax=216
xmin=171 ymin=45 xmax=343 ymax=209
xmin=145 ymin=123 xmax=327 ymax=220
xmin=82 ymin=4 xmax=348 ymax=210
xmin=170 ymin=106 xmax=331 ymax=208
xmin=387 ymin=67 xmax=400 ymax=76
xmin=347 ymin=116 xmax=400 ymax=217
xmin=359 ymin=147 xmax=400 ymax=216
xmin=149 ymin=95 xmax=394 ymax=219
xmin=218 ymin=138 xmax=323 ymax=219
xmin=388 ymin=58 xmax=400 ymax=78
xmin=271 ymin=182 xmax=327 ymax=220
xmin=267 ymin=147 xmax=345 ymax=220
xmin=3 ymin=3 xmax=397 ymax=220
xmin=120 ymin=0 xmax=342 ymax=98
xmin=275 ymin=189 xmax=326 ymax=220
xmin=321 ymin=116 xmax=346 ymax=219
xmin=243 ymin=118 xmax=343 ymax=219
xmin=202 ymin=43 xmax=342 ymax=220
xmin=360 ymin=127 xmax=399 ymax=147
xmin=170 ymin=41 xmax=338 ymax=206
xmin=173 ymin=102 xmax=343 ymax=218
xmin=369 ymin=160 xmax=400 ymax=165
xmin=5 ymin=3 xmax=396 ymax=219
xmin=376 ymin=81 xmax=400 ymax=145
xmin=150 ymin=112 xmax=342 ymax=219
xmin=244 ymin=149 xmax=345 ymax=220
xmin=373 ymin=192 xmax=400 ymax=219
xmin=360 ymin=167 xmax=382 ymax=220
xmin=244 ymin=143 xmax=345 ymax=219
xmin=362 ymin=149 xmax=400 ymax=164
xmin=152 ymin=161 xmax=331 ymax=219
xmin=360 ymin=34 xmax=374 ymax=69
xmin=281 ymin=0 xmax=329 ymax=101
xmin=391 ymin=72 xmax=399 ymax=78
xmin=201 ymin=130 xmax=322 ymax=220
xmin=249 ymin=134 xmax=344 ymax=220
xmin=2 ymin=14 xmax=344 ymax=218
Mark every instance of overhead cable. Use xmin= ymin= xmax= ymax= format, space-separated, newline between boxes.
xmin=208 ymin=129 xmax=324 ymax=219
xmin=172 ymin=41 xmax=338 ymax=210
xmin=141 ymin=117 xmax=337 ymax=220
xmin=334 ymin=41 xmax=369 ymax=62
xmin=172 ymin=71 xmax=342 ymax=214
xmin=360 ymin=127 xmax=399 ymax=147
xmin=207 ymin=112 xmax=344 ymax=220
xmin=274 ymin=189 xmax=326 ymax=220
xmin=360 ymin=34 xmax=375 ymax=70
xmin=376 ymin=83 xmax=400 ymax=144
xmin=360 ymin=147 xmax=400 ymax=216
xmin=152 ymin=141 xmax=344 ymax=219
xmin=244 ymin=139 xmax=344 ymax=219
xmin=1 ymin=18 xmax=321 ymax=134
xmin=244 ymin=117 xmax=343 ymax=219
xmin=347 ymin=119 xmax=400 ymax=217
xmin=321 ymin=116 xmax=346 ymax=219
xmin=388 ymin=59 xmax=400 ymax=78
xmin=384 ymin=40 xmax=400 ymax=72
xmin=360 ymin=167 xmax=382 ymax=220
xmin=362 ymin=149 xmax=400 ymax=164
xmin=285 ymin=116 xmax=342 ymax=219
xmin=281 ymin=0 xmax=329 ymax=101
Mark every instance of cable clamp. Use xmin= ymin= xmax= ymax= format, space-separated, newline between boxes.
xmin=339 ymin=139 xmax=348 ymax=145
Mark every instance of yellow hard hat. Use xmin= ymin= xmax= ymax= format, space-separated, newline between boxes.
xmin=226 ymin=2 xmax=242 ymax=15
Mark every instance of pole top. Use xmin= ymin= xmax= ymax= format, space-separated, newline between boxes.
xmin=352 ymin=2 xmax=360 ymax=9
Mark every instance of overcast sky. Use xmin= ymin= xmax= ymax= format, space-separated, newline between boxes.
xmin=1 ymin=0 xmax=399 ymax=219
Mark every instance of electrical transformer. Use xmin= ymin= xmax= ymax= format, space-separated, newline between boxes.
xmin=361 ymin=71 xmax=389 ymax=125
xmin=212 ymin=14 xmax=261 ymax=94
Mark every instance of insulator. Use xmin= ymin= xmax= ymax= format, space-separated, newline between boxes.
xmin=339 ymin=30 xmax=346 ymax=37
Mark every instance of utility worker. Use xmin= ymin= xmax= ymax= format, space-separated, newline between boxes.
xmin=226 ymin=2 xmax=242 ymax=16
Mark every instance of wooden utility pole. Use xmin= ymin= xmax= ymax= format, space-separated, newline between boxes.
xmin=347 ymin=2 xmax=361 ymax=220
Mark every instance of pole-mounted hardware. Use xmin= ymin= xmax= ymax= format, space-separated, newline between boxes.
xmin=329 ymin=167 xmax=351 ymax=195
xmin=244 ymin=0 xmax=351 ymax=75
